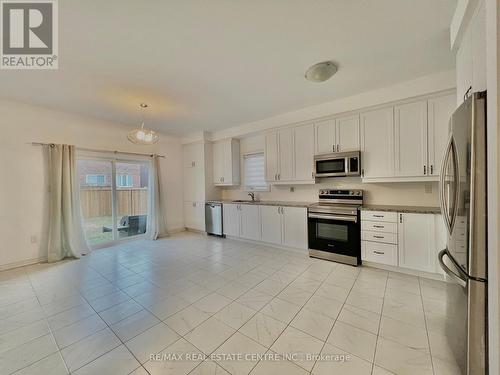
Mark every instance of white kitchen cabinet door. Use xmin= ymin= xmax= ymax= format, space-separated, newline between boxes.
xmin=213 ymin=141 xmax=225 ymax=185
xmin=360 ymin=107 xmax=394 ymax=178
xmin=456 ymin=26 xmax=473 ymax=106
xmin=336 ymin=115 xmax=360 ymax=152
xmin=282 ymin=207 xmax=307 ymax=250
xmin=260 ymin=205 xmax=282 ymax=245
xmin=471 ymin=0 xmax=486 ymax=92
xmin=265 ymin=132 xmax=279 ymax=182
xmin=184 ymin=202 xmax=195 ymax=229
xmin=394 ymin=101 xmax=428 ymax=177
xmin=184 ymin=201 xmax=204 ymax=231
xmin=223 ymin=203 xmax=240 ymax=237
xmin=315 ymin=119 xmax=335 ymax=154
xmin=239 ymin=204 xmax=261 ymax=241
xmin=278 ymin=128 xmax=294 ymax=181
xmin=428 ymin=94 xmax=455 ymax=176
xmin=398 ymin=213 xmax=436 ymax=272
xmin=293 ymin=124 xmax=315 ymax=182
xmin=213 ymin=139 xmax=240 ymax=186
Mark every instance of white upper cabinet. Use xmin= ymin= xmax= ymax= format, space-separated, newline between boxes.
xmin=223 ymin=203 xmax=239 ymax=237
xmin=398 ymin=213 xmax=436 ymax=273
xmin=260 ymin=205 xmax=282 ymax=245
xmin=265 ymin=132 xmax=279 ymax=182
xmin=239 ymin=204 xmax=261 ymax=241
xmin=293 ymin=124 xmax=315 ymax=182
xmin=360 ymin=107 xmax=394 ymax=178
xmin=314 ymin=115 xmax=359 ymax=154
xmin=213 ymin=139 xmax=240 ymax=186
xmin=455 ymin=0 xmax=486 ymax=104
xmin=282 ymin=207 xmax=308 ymax=250
xmin=265 ymin=126 xmax=314 ymax=184
xmin=394 ymin=101 xmax=428 ymax=177
xmin=428 ymin=94 xmax=456 ymax=176
xmin=278 ymin=128 xmax=294 ymax=182
xmin=336 ymin=115 xmax=360 ymax=152
xmin=315 ymin=119 xmax=336 ymax=154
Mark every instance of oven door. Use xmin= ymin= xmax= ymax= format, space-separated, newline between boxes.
xmin=314 ymin=157 xmax=347 ymax=177
xmin=308 ymin=213 xmax=360 ymax=259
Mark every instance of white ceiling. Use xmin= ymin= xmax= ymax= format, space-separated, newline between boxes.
xmin=0 ymin=0 xmax=457 ymax=136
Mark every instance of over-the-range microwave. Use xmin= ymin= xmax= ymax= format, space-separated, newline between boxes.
xmin=314 ymin=151 xmax=361 ymax=178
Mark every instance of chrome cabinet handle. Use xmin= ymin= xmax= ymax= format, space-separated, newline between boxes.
xmin=373 ymin=225 xmax=384 ymax=228
xmin=430 ymin=165 xmax=434 ymax=175
xmin=400 ymin=214 xmax=402 ymax=223
xmin=373 ymin=215 xmax=384 ymax=218
xmin=373 ymin=251 xmax=385 ymax=255
xmin=373 ymin=235 xmax=384 ymax=239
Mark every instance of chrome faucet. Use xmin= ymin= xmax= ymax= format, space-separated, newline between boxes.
xmin=248 ymin=192 xmax=255 ymax=202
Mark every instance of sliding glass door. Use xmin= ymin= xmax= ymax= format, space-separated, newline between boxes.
xmin=77 ymin=157 xmax=150 ymax=247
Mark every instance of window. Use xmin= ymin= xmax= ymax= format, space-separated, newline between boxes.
xmin=243 ymin=152 xmax=268 ymax=191
xmin=85 ymin=174 xmax=106 ymax=186
xmin=116 ymin=174 xmax=133 ymax=187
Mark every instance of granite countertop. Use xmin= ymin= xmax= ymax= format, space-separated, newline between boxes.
xmin=206 ymin=200 xmax=314 ymax=208
xmin=360 ymin=204 xmax=441 ymax=214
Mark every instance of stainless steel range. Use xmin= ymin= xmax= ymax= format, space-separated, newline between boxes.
xmin=308 ymin=189 xmax=363 ymax=266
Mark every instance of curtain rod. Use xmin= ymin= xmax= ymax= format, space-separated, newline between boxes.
xmin=30 ymin=142 xmax=165 ymax=158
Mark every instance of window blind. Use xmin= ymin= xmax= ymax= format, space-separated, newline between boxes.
xmin=243 ymin=153 xmax=267 ymax=190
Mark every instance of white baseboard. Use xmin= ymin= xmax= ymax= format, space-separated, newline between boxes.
xmin=362 ymin=260 xmax=446 ymax=281
xmin=168 ymin=227 xmax=187 ymax=234
xmin=0 ymin=256 xmax=48 ymax=272
xmin=224 ymin=235 xmax=308 ymax=255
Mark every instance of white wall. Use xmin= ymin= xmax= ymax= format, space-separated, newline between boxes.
xmin=0 ymin=99 xmax=184 ymax=270
xmin=223 ymin=134 xmax=439 ymax=206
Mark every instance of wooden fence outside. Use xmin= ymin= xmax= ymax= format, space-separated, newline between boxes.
xmin=80 ymin=188 xmax=148 ymax=218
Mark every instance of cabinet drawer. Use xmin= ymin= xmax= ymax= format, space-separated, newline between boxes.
xmin=361 ymin=221 xmax=397 ymax=233
xmin=361 ymin=230 xmax=397 ymax=244
xmin=361 ymin=211 xmax=397 ymax=223
xmin=362 ymin=241 xmax=398 ymax=266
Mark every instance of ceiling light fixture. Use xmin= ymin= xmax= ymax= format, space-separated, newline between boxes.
xmin=127 ymin=103 xmax=160 ymax=145
xmin=305 ymin=61 xmax=338 ymax=82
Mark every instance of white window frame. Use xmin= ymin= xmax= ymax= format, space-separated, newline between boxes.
xmin=242 ymin=152 xmax=269 ymax=192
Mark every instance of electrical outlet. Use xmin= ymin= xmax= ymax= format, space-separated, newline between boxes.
xmin=30 ymin=235 xmax=37 ymax=244
xmin=424 ymin=184 xmax=432 ymax=194
xmin=289 ymin=187 xmax=295 ymax=192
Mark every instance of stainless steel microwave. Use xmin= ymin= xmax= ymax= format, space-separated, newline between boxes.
xmin=314 ymin=151 xmax=361 ymax=178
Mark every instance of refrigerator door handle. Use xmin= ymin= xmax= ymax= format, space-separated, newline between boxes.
xmin=439 ymin=135 xmax=460 ymax=235
xmin=438 ymin=249 xmax=467 ymax=288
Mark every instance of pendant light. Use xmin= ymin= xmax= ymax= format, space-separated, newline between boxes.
xmin=127 ymin=103 xmax=160 ymax=145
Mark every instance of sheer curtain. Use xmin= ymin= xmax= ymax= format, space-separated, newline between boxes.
xmin=46 ymin=144 xmax=89 ymax=262
xmin=149 ymin=155 xmax=168 ymax=239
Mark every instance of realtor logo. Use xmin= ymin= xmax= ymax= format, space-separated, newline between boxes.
xmin=1 ymin=0 xmax=58 ymax=69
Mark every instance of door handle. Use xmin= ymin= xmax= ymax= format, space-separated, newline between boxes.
xmin=438 ymin=249 xmax=467 ymax=288
xmin=308 ymin=213 xmax=357 ymax=222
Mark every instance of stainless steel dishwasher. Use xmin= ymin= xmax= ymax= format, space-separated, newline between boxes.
xmin=205 ymin=202 xmax=223 ymax=236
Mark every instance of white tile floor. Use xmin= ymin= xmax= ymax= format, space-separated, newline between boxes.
xmin=0 ymin=232 xmax=460 ymax=375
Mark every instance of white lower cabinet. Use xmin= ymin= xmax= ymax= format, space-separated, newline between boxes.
xmin=361 ymin=210 xmax=442 ymax=275
xmin=224 ymin=203 xmax=307 ymax=250
xmin=184 ymin=201 xmax=205 ymax=231
xmin=260 ymin=205 xmax=282 ymax=245
xmin=239 ymin=204 xmax=261 ymax=241
xmin=282 ymin=207 xmax=308 ymax=250
xmin=223 ymin=203 xmax=240 ymax=237
xmin=398 ymin=213 xmax=436 ymax=273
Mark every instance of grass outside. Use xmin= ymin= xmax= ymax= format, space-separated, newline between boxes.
xmin=84 ymin=216 xmax=113 ymax=246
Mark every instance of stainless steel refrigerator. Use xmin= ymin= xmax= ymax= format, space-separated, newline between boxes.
xmin=438 ymin=91 xmax=487 ymax=374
